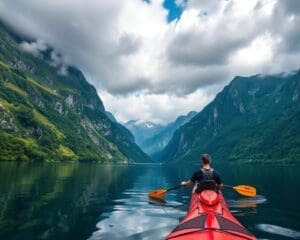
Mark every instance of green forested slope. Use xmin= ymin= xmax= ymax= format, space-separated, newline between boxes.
xmin=0 ymin=23 xmax=150 ymax=163
xmin=159 ymin=72 xmax=300 ymax=164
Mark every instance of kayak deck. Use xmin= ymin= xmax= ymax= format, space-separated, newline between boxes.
xmin=166 ymin=191 xmax=256 ymax=240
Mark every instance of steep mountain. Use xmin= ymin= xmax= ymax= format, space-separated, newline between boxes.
xmin=105 ymin=111 xmax=135 ymax=143
xmin=124 ymin=120 xmax=164 ymax=146
xmin=0 ymin=22 xmax=150 ymax=163
xmin=159 ymin=72 xmax=300 ymax=164
xmin=141 ymin=111 xmax=197 ymax=157
xmin=105 ymin=111 xmax=118 ymax=122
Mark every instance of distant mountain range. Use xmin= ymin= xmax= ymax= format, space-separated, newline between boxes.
xmin=124 ymin=120 xmax=164 ymax=148
xmin=0 ymin=22 xmax=149 ymax=163
xmin=125 ymin=111 xmax=197 ymax=157
xmin=158 ymin=71 xmax=300 ymax=164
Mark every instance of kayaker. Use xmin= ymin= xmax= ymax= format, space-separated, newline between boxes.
xmin=181 ymin=153 xmax=223 ymax=193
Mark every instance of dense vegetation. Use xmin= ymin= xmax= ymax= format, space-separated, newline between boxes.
xmin=159 ymin=72 xmax=300 ymax=164
xmin=0 ymin=22 xmax=150 ymax=163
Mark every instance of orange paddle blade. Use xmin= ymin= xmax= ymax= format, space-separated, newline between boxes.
xmin=148 ymin=189 xmax=167 ymax=198
xmin=233 ymin=185 xmax=257 ymax=197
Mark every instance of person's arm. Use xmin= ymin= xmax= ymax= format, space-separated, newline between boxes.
xmin=181 ymin=180 xmax=193 ymax=186
xmin=181 ymin=171 xmax=198 ymax=186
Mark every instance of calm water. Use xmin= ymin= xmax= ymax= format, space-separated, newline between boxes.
xmin=0 ymin=162 xmax=300 ymax=240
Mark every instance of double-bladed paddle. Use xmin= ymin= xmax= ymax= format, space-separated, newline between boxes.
xmin=148 ymin=184 xmax=257 ymax=199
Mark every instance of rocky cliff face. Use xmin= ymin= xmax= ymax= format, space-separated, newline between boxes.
xmin=0 ymin=22 xmax=150 ymax=163
xmin=158 ymin=72 xmax=300 ymax=164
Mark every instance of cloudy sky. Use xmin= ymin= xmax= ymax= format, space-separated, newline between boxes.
xmin=0 ymin=0 xmax=299 ymax=124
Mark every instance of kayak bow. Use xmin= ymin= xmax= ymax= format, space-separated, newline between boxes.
xmin=166 ymin=190 xmax=256 ymax=240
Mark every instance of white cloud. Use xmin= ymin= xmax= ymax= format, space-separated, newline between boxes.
xmin=0 ymin=0 xmax=299 ymax=123
xmin=19 ymin=40 xmax=48 ymax=57
xmin=100 ymin=89 xmax=213 ymax=124
xmin=229 ymin=34 xmax=275 ymax=75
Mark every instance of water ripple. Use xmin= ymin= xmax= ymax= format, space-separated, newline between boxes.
xmin=256 ymin=224 xmax=300 ymax=239
xmin=227 ymin=195 xmax=267 ymax=209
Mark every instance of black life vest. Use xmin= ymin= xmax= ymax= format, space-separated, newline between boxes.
xmin=195 ymin=168 xmax=218 ymax=193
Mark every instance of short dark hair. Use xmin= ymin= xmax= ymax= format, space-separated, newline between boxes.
xmin=201 ymin=154 xmax=211 ymax=164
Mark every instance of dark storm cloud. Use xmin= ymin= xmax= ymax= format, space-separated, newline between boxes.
xmin=279 ymin=0 xmax=300 ymax=15
xmin=272 ymin=0 xmax=300 ymax=53
xmin=0 ymin=0 xmax=145 ymax=94
xmin=151 ymin=66 xmax=228 ymax=95
xmin=167 ymin=30 xmax=251 ymax=67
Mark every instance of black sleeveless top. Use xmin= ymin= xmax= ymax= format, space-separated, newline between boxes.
xmin=190 ymin=168 xmax=222 ymax=184
xmin=190 ymin=168 xmax=222 ymax=193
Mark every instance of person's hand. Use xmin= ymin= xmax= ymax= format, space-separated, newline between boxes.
xmin=181 ymin=181 xmax=186 ymax=186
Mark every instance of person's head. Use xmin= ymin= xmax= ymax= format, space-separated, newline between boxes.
xmin=201 ymin=153 xmax=211 ymax=165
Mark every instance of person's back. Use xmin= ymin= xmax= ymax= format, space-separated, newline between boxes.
xmin=181 ymin=153 xmax=223 ymax=193
xmin=194 ymin=168 xmax=221 ymax=193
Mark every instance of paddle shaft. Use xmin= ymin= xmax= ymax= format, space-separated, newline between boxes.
xmin=166 ymin=184 xmax=183 ymax=192
xmin=148 ymin=184 xmax=183 ymax=198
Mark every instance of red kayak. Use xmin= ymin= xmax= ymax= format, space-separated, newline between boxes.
xmin=166 ymin=190 xmax=256 ymax=240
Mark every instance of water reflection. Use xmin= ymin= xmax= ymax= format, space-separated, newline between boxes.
xmin=0 ymin=163 xmax=300 ymax=240
xmin=257 ymin=224 xmax=300 ymax=239
xmin=148 ymin=197 xmax=167 ymax=205
xmin=0 ymin=162 xmax=143 ymax=240
xmin=227 ymin=195 xmax=267 ymax=209
xmin=87 ymin=163 xmax=300 ymax=240
xmin=88 ymin=167 xmax=185 ymax=240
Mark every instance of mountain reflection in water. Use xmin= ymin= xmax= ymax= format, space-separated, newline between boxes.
xmin=0 ymin=163 xmax=300 ymax=240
